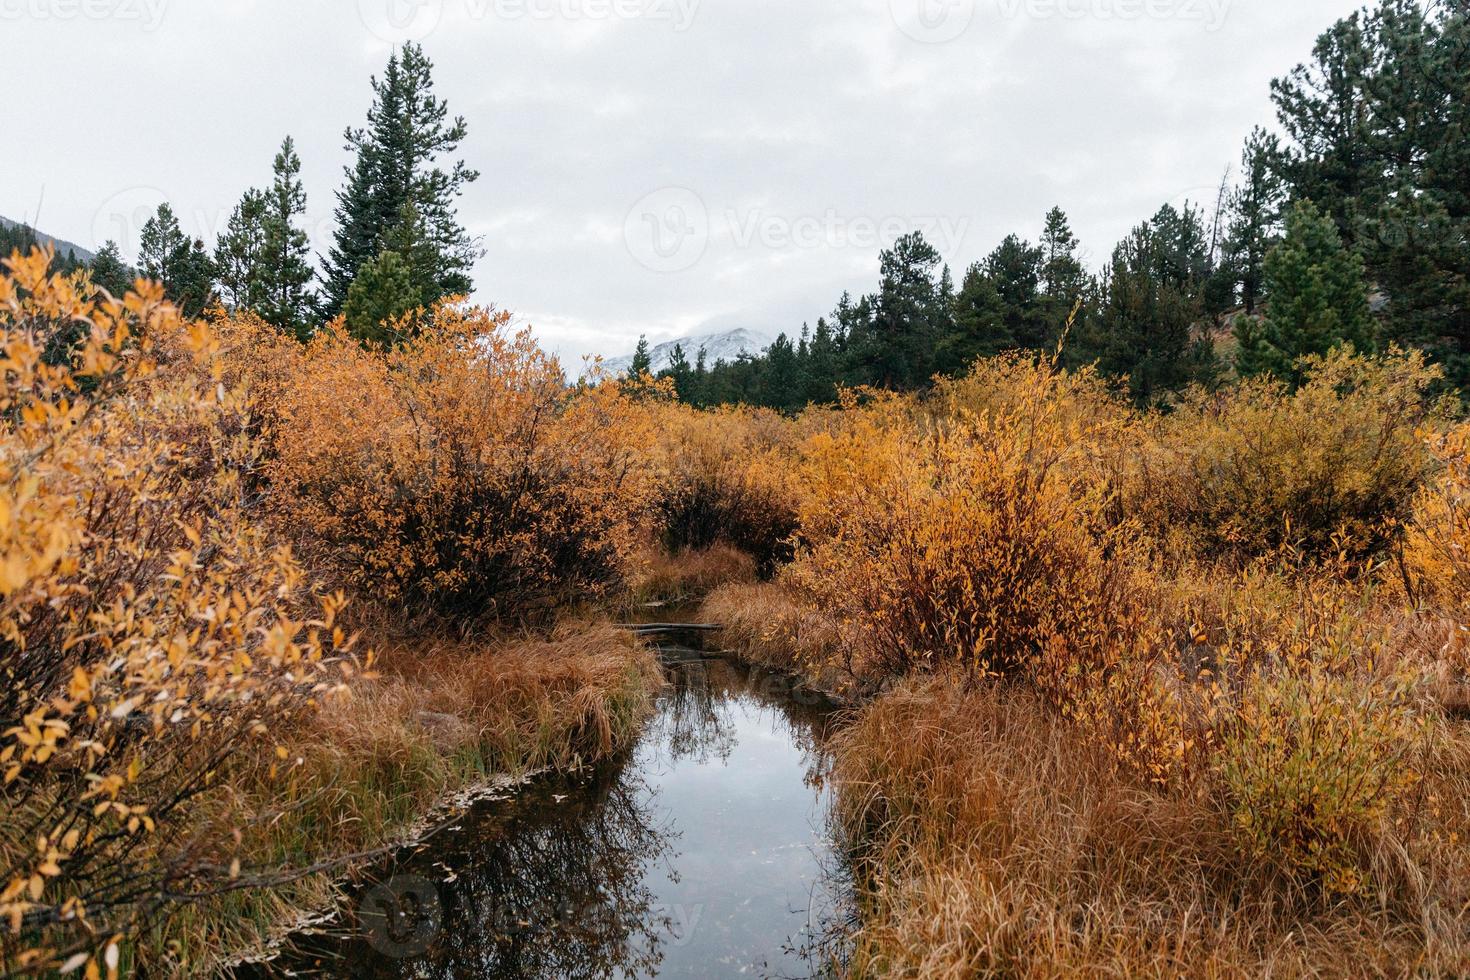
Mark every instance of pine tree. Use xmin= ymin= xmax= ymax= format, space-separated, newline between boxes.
xmin=1098 ymin=222 xmax=1210 ymax=405
xmin=1221 ymin=128 xmax=1288 ymax=313
xmin=258 ymin=136 xmax=317 ymax=339
xmin=174 ymin=239 xmax=219 ymax=319
xmin=689 ymin=346 xmax=710 ymax=406
xmin=343 ymin=250 xmax=422 ymax=347
xmin=138 ymin=204 xmax=187 ymax=284
xmin=984 ymin=234 xmax=1048 ymax=349
xmin=1147 ymin=203 xmax=1213 ymax=295
xmin=214 ymin=189 xmax=268 ymax=311
xmin=945 ymin=262 xmax=1010 ymax=374
xmin=803 ymin=317 xmax=840 ymax=403
xmin=663 ymin=342 xmax=694 ymax=400
xmin=139 ymin=205 xmax=216 ymax=317
xmin=760 ymin=333 xmax=805 ymax=410
xmin=87 ymin=241 xmax=133 ymax=298
xmin=1271 ymin=11 xmax=1375 ymax=242
xmin=627 ymin=336 xmax=653 ymax=380
xmin=321 ymin=43 xmax=481 ymax=318
xmin=857 ymin=232 xmax=950 ymax=389
xmin=1237 ymin=199 xmax=1374 ymax=384
xmin=1039 ymin=207 xmax=1088 ymax=328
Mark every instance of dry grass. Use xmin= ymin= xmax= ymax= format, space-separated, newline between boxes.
xmin=150 ymin=624 xmax=662 ymax=975
xmin=833 ymin=679 xmax=1470 ymax=979
xmin=700 ymin=581 xmax=855 ymax=696
xmin=631 ymin=543 xmax=758 ymax=605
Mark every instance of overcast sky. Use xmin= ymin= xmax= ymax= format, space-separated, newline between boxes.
xmin=4 ymin=0 xmax=1361 ymax=365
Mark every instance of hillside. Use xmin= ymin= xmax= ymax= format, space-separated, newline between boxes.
xmin=601 ymin=328 xmax=772 ymax=375
xmin=0 ymin=215 xmax=95 ymax=264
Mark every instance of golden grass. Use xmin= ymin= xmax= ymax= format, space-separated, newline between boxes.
xmin=699 ymin=580 xmax=855 ymax=696
xmin=630 ymin=543 xmax=758 ymax=605
xmin=149 ymin=624 xmax=662 ymax=975
xmin=833 ymin=679 xmax=1470 ymax=979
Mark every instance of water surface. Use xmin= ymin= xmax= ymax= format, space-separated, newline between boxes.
xmin=255 ymin=651 xmax=846 ymax=978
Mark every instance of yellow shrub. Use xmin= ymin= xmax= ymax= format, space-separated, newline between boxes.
xmin=1138 ymin=348 xmax=1448 ymax=561
xmin=259 ymin=306 xmax=659 ymax=622
xmin=1403 ymin=423 xmax=1470 ymax=611
xmin=0 ymin=250 xmax=353 ymax=972
xmin=788 ymin=365 xmax=1152 ymax=683
xmin=1218 ymin=664 xmax=1425 ymax=896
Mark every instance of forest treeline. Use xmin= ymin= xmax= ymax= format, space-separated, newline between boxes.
xmin=645 ymin=0 xmax=1469 ymax=407
xmin=7 ymin=0 xmax=1464 ymax=412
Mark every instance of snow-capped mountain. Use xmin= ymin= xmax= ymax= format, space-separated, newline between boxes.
xmin=601 ymin=328 xmax=772 ymax=375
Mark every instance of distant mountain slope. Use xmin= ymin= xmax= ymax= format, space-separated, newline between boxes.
xmin=602 ymin=328 xmax=772 ymax=375
xmin=0 ymin=215 xmax=96 ymax=264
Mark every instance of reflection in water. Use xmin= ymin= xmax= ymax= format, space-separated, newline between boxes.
xmin=248 ymin=656 xmax=845 ymax=979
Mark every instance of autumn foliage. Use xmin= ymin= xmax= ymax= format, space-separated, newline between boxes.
xmin=240 ymin=306 xmax=661 ymax=623
xmin=648 ymin=403 xmax=801 ymax=574
xmin=0 ymin=252 xmax=356 ymax=975
xmin=7 ymin=243 xmax=1470 ymax=976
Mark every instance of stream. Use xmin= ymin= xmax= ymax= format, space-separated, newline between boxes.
xmin=247 ymin=638 xmax=850 ymax=978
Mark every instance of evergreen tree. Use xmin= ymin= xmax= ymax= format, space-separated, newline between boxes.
xmin=173 ymin=238 xmax=219 ymax=319
xmin=138 ymin=204 xmax=187 ymax=283
xmin=343 ymin=250 xmax=422 ymax=347
xmin=87 ymin=241 xmax=133 ymax=298
xmin=1097 ymin=221 xmax=1214 ymax=405
xmin=1221 ymin=128 xmax=1288 ymax=313
xmin=803 ymin=317 xmax=840 ymax=404
xmin=0 ymin=221 xmax=40 ymax=261
xmin=854 ymin=232 xmax=950 ymax=389
xmin=1271 ymin=10 xmax=1376 ymax=240
xmin=1039 ymin=207 xmax=1088 ymax=333
xmin=258 ymin=136 xmax=317 ymax=339
xmin=689 ymin=346 xmax=710 ymax=406
xmin=759 ymin=333 xmax=805 ymax=410
xmin=985 ymin=234 xmax=1048 ymax=349
xmin=139 ymin=205 xmax=216 ymax=317
xmin=627 ymin=336 xmax=652 ymax=380
xmin=1236 ymin=199 xmax=1374 ymax=384
xmin=214 ymin=189 xmax=268 ymax=311
xmin=950 ymin=263 xmax=1005 ymax=355
xmin=1147 ymin=202 xmax=1213 ymax=295
xmin=662 ymin=342 xmax=695 ymax=400
xmin=322 ymin=43 xmax=481 ymax=318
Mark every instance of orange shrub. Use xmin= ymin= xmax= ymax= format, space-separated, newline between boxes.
xmin=258 ymin=305 xmax=660 ymax=622
xmin=787 ymin=363 xmax=1153 ymax=684
xmin=0 ymin=251 xmax=354 ymax=973
xmin=650 ymin=403 xmax=799 ymax=574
